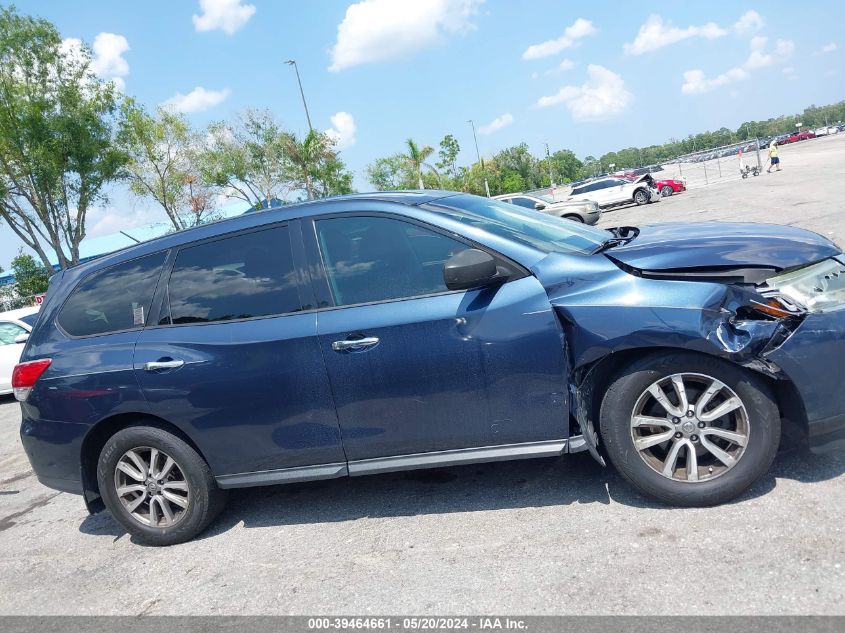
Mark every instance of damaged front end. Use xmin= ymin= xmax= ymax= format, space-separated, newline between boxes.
xmin=539 ymin=249 xmax=845 ymax=464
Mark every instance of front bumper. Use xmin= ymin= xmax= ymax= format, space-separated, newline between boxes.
xmin=766 ymin=307 xmax=845 ymax=453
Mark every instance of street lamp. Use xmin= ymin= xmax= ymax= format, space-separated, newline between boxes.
xmin=467 ymin=119 xmax=490 ymax=197
xmin=285 ymin=60 xmax=313 ymax=133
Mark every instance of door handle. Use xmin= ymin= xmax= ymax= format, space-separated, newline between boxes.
xmin=331 ymin=337 xmax=379 ymax=352
xmin=143 ymin=359 xmax=185 ymax=371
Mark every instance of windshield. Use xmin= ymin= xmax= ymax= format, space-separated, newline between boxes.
xmin=537 ymin=194 xmax=555 ymax=203
xmin=426 ymin=194 xmax=609 ymax=255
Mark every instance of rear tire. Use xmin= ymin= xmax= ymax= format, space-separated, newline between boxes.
xmin=599 ymin=352 xmax=780 ymax=507
xmin=562 ymin=214 xmax=584 ymax=223
xmin=97 ymin=425 xmax=227 ymax=545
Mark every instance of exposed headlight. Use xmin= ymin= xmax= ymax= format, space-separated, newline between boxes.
xmin=760 ymin=257 xmax=845 ymax=313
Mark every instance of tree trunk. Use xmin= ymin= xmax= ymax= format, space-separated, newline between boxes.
xmin=417 ymin=167 xmax=424 ymax=190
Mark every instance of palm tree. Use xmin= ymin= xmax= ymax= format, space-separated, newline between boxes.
xmin=403 ymin=138 xmax=436 ymax=189
xmin=281 ymin=129 xmax=333 ymax=200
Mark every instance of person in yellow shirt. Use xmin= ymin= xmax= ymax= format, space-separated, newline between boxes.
xmin=767 ymin=141 xmax=781 ymax=173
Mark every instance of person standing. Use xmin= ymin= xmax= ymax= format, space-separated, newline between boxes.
xmin=767 ymin=141 xmax=781 ymax=173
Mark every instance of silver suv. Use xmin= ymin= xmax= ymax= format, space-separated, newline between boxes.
xmin=492 ymin=193 xmax=601 ymax=224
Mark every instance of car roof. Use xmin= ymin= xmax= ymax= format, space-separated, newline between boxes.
xmin=60 ymin=190 xmax=464 ymax=280
xmin=0 ymin=306 xmax=39 ymax=322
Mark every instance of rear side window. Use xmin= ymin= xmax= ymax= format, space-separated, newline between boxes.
xmin=58 ymin=252 xmax=166 ymax=337
xmin=0 ymin=322 xmax=26 ymax=345
xmin=166 ymin=226 xmax=301 ymax=325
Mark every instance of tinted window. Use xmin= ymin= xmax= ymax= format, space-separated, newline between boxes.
xmin=19 ymin=313 xmax=39 ymax=327
xmin=316 ymin=216 xmax=468 ymax=306
xmin=58 ymin=252 xmax=166 ymax=337
xmin=0 ymin=322 xmax=26 ymax=345
xmin=167 ymin=226 xmax=301 ymax=325
xmin=570 ymin=186 xmax=585 ymax=196
xmin=509 ymin=197 xmax=536 ymax=209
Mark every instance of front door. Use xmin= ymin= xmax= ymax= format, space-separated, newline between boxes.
xmin=304 ymin=213 xmax=570 ymax=466
xmin=134 ymin=224 xmax=345 ymax=480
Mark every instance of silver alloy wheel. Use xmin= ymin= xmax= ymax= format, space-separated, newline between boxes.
xmin=634 ymin=190 xmax=648 ymax=204
xmin=630 ymin=373 xmax=750 ymax=482
xmin=114 ymin=447 xmax=190 ymax=527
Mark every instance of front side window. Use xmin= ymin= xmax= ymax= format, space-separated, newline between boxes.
xmin=166 ymin=226 xmax=301 ymax=325
xmin=509 ymin=197 xmax=536 ymax=209
xmin=0 ymin=322 xmax=26 ymax=345
xmin=316 ymin=216 xmax=469 ymax=306
xmin=58 ymin=252 xmax=166 ymax=337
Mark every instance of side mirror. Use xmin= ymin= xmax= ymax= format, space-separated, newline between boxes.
xmin=443 ymin=248 xmax=500 ymax=291
xmin=14 ymin=333 xmax=29 ymax=344
xmin=534 ymin=202 xmax=546 ymax=210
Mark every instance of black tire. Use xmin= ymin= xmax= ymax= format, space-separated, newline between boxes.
xmin=97 ymin=425 xmax=227 ymax=545
xmin=633 ymin=189 xmax=649 ymax=205
xmin=660 ymin=185 xmax=674 ymax=197
xmin=599 ymin=352 xmax=780 ymax=507
xmin=562 ymin=214 xmax=584 ymax=223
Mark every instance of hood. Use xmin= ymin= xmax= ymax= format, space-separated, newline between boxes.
xmin=606 ymin=222 xmax=840 ymax=275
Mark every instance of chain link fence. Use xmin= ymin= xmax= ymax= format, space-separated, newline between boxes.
xmin=660 ymin=138 xmax=764 ymax=188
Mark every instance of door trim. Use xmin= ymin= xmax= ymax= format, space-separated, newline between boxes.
xmin=215 ymin=462 xmax=348 ymax=489
xmin=347 ymin=439 xmax=568 ymax=476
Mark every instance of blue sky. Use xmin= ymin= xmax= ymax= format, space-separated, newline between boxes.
xmin=1 ymin=0 xmax=842 ymax=269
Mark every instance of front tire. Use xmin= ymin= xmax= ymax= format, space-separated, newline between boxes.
xmin=633 ymin=189 xmax=649 ymax=205
xmin=97 ymin=425 xmax=227 ymax=545
xmin=599 ymin=352 xmax=780 ymax=507
xmin=660 ymin=185 xmax=674 ymax=197
xmin=563 ymin=214 xmax=584 ymax=223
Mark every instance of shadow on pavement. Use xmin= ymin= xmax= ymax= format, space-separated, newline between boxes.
xmin=78 ymin=447 xmax=845 ymax=545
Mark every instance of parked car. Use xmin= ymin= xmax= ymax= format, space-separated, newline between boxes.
xmin=0 ymin=306 xmax=39 ymax=395
xmin=567 ymin=174 xmax=661 ymax=208
xmin=491 ymin=193 xmax=601 ymax=224
xmin=654 ymin=178 xmax=686 ymax=197
xmin=15 ymin=191 xmax=845 ymax=544
xmin=778 ymin=131 xmax=816 ymax=145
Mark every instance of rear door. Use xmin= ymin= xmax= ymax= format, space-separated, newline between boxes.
xmin=134 ymin=222 xmax=345 ymax=481
xmin=303 ymin=212 xmax=570 ymax=467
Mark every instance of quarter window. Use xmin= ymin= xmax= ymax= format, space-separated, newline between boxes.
xmin=166 ymin=226 xmax=301 ymax=325
xmin=58 ymin=252 xmax=166 ymax=337
xmin=509 ymin=197 xmax=536 ymax=209
xmin=315 ymin=216 xmax=469 ymax=306
xmin=0 ymin=322 xmax=26 ymax=345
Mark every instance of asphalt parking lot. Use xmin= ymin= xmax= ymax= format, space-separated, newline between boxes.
xmin=1 ymin=134 xmax=844 ymax=616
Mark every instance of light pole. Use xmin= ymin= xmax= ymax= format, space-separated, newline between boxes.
xmin=545 ymin=143 xmax=555 ymax=190
xmin=285 ymin=60 xmax=313 ymax=133
xmin=467 ymin=120 xmax=490 ymax=197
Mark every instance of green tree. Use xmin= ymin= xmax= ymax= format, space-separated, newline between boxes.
xmin=121 ymin=103 xmax=217 ymax=230
xmin=200 ymin=109 xmax=291 ymax=209
xmin=403 ymin=139 xmax=437 ymax=189
xmin=0 ymin=7 xmax=128 ymax=271
xmin=366 ymin=154 xmax=416 ymax=190
xmin=11 ymin=251 xmax=49 ymax=299
xmin=436 ymin=134 xmax=461 ymax=180
xmin=281 ymin=129 xmax=338 ymax=200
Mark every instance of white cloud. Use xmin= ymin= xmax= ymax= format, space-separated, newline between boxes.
xmin=163 ymin=86 xmax=231 ymax=113
xmin=558 ymin=58 xmax=575 ymax=71
xmin=193 ymin=0 xmax=256 ymax=35
xmin=328 ymin=0 xmax=484 ymax=72
xmin=733 ymin=10 xmax=764 ymax=34
xmin=325 ymin=111 xmax=357 ymax=149
xmin=536 ymin=65 xmax=632 ymax=121
xmin=86 ymin=204 xmax=163 ymax=238
xmin=624 ymin=15 xmax=727 ymax=55
xmin=816 ymin=42 xmax=838 ymax=54
xmin=682 ymin=36 xmax=794 ymax=94
xmin=782 ymin=66 xmax=797 ymax=80
xmin=478 ymin=113 xmax=513 ymax=135
xmin=61 ymin=33 xmax=130 ymax=91
xmin=522 ymin=18 xmax=597 ymax=60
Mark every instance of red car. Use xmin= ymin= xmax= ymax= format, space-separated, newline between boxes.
xmin=654 ymin=178 xmax=686 ymax=197
xmin=778 ymin=131 xmax=816 ymax=145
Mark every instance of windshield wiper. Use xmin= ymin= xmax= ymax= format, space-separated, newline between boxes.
xmin=591 ymin=238 xmax=629 ymax=254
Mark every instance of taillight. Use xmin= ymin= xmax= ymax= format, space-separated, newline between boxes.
xmin=12 ymin=358 xmax=52 ymax=402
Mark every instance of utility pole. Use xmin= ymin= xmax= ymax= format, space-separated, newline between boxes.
xmin=467 ymin=119 xmax=490 ymax=197
xmin=285 ymin=60 xmax=313 ymax=133
xmin=545 ymin=143 xmax=555 ymax=190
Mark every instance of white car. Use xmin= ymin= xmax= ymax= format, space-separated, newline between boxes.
xmin=566 ymin=174 xmax=661 ymax=208
xmin=0 ymin=306 xmax=39 ymax=395
xmin=491 ymin=193 xmax=602 ymax=224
